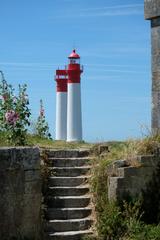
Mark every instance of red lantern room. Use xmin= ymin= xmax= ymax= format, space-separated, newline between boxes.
xmin=67 ymin=49 xmax=83 ymax=84
xmin=68 ymin=49 xmax=80 ymax=64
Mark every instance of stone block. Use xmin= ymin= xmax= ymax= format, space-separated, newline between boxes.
xmin=0 ymin=170 xmax=25 ymax=194
xmin=106 ymin=160 xmax=129 ymax=177
xmin=151 ymin=92 xmax=160 ymax=131
xmin=130 ymin=176 xmax=146 ymax=189
xmin=137 ymin=155 xmax=158 ymax=167
xmin=152 ymin=73 xmax=160 ymax=91
xmin=112 ymin=160 xmax=129 ymax=168
xmin=151 ymin=26 xmax=160 ymax=59
xmin=116 ymin=188 xmax=133 ymax=199
xmin=0 ymin=147 xmax=42 ymax=240
xmin=21 ymin=193 xmax=42 ymax=238
xmin=46 ymin=149 xmax=90 ymax=158
xmin=25 ymin=169 xmax=41 ymax=181
xmin=98 ymin=145 xmax=109 ymax=154
xmin=137 ymin=167 xmax=155 ymax=178
xmin=15 ymin=147 xmax=40 ymax=170
xmin=108 ymin=177 xmax=125 ymax=201
xmin=0 ymin=147 xmax=20 ymax=170
xmin=118 ymin=167 xmax=141 ymax=177
xmin=25 ymin=180 xmax=42 ymax=194
xmin=108 ymin=155 xmax=159 ymax=202
xmin=144 ymin=0 xmax=160 ymax=20
xmin=151 ymin=23 xmax=160 ymax=132
xmin=0 ymin=147 xmax=40 ymax=170
xmin=152 ymin=54 xmax=160 ymax=73
xmin=151 ymin=17 xmax=160 ymax=28
xmin=0 ymin=193 xmax=24 ymax=238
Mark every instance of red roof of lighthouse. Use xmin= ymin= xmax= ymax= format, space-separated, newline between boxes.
xmin=68 ymin=49 xmax=80 ymax=59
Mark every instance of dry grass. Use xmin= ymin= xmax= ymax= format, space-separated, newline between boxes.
xmin=89 ymin=135 xmax=160 ymax=240
xmin=1 ymin=130 xmax=160 ymax=155
xmin=0 ymin=132 xmax=93 ymax=149
xmin=27 ymin=135 xmax=94 ymax=149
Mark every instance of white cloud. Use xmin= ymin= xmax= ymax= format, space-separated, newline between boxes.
xmin=85 ymin=63 xmax=145 ymax=69
xmin=0 ymin=62 xmax=59 ymax=71
xmin=0 ymin=61 xmax=147 ymax=74
xmin=81 ymin=4 xmax=144 ymax=12
xmin=88 ymin=69 xmax=146 ymax=74
xmin=52 ymin=4 xmax=144 ymax=19
xmin=79 ymin=4 xmax=143 ymax=17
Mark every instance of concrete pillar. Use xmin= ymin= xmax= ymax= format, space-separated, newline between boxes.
xmin=145 ymin=0 xmax=160 ymax=134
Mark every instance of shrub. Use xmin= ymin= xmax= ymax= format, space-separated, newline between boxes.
xmin=35 ymin=99 xmax=51 ymax=139
xmin=90 ymin=139 xmax=160 ymax=240
xmin=0 ymin=73 xmax=31 ymax=145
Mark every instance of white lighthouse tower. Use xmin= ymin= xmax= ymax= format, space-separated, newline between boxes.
xmin=67 ymin=49 xmax=83 ymax=142
xmin=55 ymin=70 xmax=67 ymax=140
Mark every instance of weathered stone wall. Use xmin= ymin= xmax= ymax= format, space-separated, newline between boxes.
xmin=151 ymin=21 xmax=160 ymax=133
xmin=108 ymin=155 xmax=159 ymax=201
xmin=144 ymin=0 xmax=160 ymax=20
xmin=144 ymin=0 xmax=160 ymax=133
xmin=0 ymin=147 xmax=42 ymax=240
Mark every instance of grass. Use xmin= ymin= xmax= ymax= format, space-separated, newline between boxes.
xmin=0 ymin=132 xmax=94 ymax=149
xmin=89 ymin=134 xmax=160 ymax=240
xmin=0 ymin=131 xmax=153 ymax=152
xmin=83 ymin=201 xmax=160 ymax=240
xmin=1 ymin=129 xmax=160 ymax=152
xmin=26 ymin=135 xmax=94 ymax=149
xmin=1 ymin=130 xmax=160 ymax=239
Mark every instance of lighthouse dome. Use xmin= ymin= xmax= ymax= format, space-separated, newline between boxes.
xmin=68 ymin=49 xmax=80 ymax=59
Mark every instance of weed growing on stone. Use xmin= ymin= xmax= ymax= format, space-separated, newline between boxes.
xmin=90 ymin=137 xmax=160 ymax=240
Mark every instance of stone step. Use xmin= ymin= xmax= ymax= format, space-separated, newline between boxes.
xmin=48 ymin=229 xmax=92 ymax=240
xmin=49 ymin=185 xmax=90 ymax=196
xmin=44 ymin=148 xmax=93 ymax=238
xmin=46 ymin=207 xmax=92 ymax=220
xmin=49 ymin=166 xmax=91 ymax=177
xmin=47 ymin=196 xmax=91 ymax=208
xmin=49 ymin=176 xmax=90 ymax=187
xmin=46 ymin=150 xmax=90 ymax=159
xmin=48 ymin=157 xmax=91 ymax=167
xmin=47 ymin=218 xmax=93 ymax=232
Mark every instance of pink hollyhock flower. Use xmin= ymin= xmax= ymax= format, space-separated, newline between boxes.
xmin=2 ymin=94 xmax=8 ymax=101
xmin=21 ymin=93 xmax=28 ymax=103
xmin=5 ymin=110 xmax=19 ymax=125
xmin=40 ymin=109 xmax=44 ymax=117
xmin=13 ymin=96 xmax=17 ymax=103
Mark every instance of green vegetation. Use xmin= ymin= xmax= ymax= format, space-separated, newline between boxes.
xmin=35 ymin=99 xmax=52 ymax=139
xmin=83 ymin=202 xmax=160 ymax=240
xmin=89 ymin=135 xmax=160 ymax=240
xmin=0 ymin=78 xmax=31 ymax=145
xmin=1 ymin=130 xmax=160 ymax=151
xmin=0 ymin=74 xmax=52 ymax=146
xmin=1 ymin=127 xmax=160 ymax=239
xmin=27 ymin=134 xmax=93 ymax=149
xmin=0 ymin=132 xmax=93 ymax=149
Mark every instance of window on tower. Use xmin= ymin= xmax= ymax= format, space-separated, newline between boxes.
xmin=69 ymin=58 xmax=80 ymax=64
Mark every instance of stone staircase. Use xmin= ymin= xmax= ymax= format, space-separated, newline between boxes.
xmin=44 ymin=149 xmax=93 ymax=240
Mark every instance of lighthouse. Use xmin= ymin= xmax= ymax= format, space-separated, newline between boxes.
xmin=55 ymin=49 xmax=83 ymax=142
xmin=55 ymin=70 xmax=67 ymax=140
xmin=67 ymin=49 xmax=83 ymax=142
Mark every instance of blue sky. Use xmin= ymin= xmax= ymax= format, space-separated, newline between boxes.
xmin=0 ymin=0 xmax=151 ymax=142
